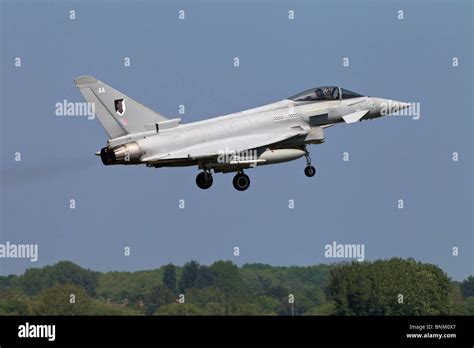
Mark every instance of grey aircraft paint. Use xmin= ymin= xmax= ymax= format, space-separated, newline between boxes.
xmin=75 ymin=76 xmax=410 ymax=191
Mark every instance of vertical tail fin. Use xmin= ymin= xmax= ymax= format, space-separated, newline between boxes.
xmin=74 ymin=76 xmax=168 ymax=138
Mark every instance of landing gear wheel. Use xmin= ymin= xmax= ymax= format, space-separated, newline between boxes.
xmin=304 ymin=165 xmax=316 ymax=177
xmin=196 ymin=172 xmax=213 ymax=189
xmin=303 ymin=146 xmax=315 ymax=177
xmin=233 ymin=172 xmax=250 ymax=191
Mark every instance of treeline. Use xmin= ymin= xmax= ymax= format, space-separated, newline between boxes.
xmin=0 ymin=258 xmax=473 ymax=315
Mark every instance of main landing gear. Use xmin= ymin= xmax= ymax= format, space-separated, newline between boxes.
xmin=195 ymin=147 xmax=315 ymax=190
xmin=304 ymin=147 xmax=316 ymax=177
xmin=196 ymin=170 xmax=250 ymax=191
xmin=195 ymin=169 xmax=251 ymax=191
xmin=232 ymin=171 xmax=250 ymax=191
xmin=196 ymin=170 xmax=213 ymax=189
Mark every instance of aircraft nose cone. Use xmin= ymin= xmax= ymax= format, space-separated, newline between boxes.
xmin=372 ymin=98 xmax=410 ymax=116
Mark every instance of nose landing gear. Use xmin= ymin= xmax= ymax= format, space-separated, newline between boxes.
xmin=304 ymin=147 xmax=316 ymax=177
xmin=304 ymin=165 xmax=316 ymax=177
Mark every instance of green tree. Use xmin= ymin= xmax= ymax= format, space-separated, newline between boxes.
xmin=89 ymin=299 xmax=142 ymax=315
xmin=306 ymin=301 xmax=336 ymax=315
xmin=210 ymin=261 xmax=244 ymax=314
xmin=187 ymin=287 xmax=226 ymax=314
xmin=196 ymin=265 xmax=215 ymax=288
xmin=20 ymin=261 xmax=98 ymax=296
xmin=328 ymin=258 xmax=453 ymax=315
xmin=155 ymin=303 xmax=204 ymax=315
xmin=449 ymin=283 xmax=468 ymax=314
xmin=203 ymin=301 xmax=226 ymax=315
xmin=163 ymin=263 xmax=177 ymax=293
xmin=255 ymin=296 xmax=279 ymax=314
xmin=178 ymin=261 xmax=200 ymax=292
xmin=31 ymin=284 xmax=93 ymax=315
xmin=95 ymin=269 xmax=162 ymax=303
xmin=0 ymin=275 xmax=18 ymax=292
xmin=144 ymin=284 xmax=175 ymax=315
xmin=0 ymin=288 xmax=30 ymax=315
xmin=460 ymin=276 xmax=474 ymax=298
xmin=464 ymin=296 xmax=474 ymax=315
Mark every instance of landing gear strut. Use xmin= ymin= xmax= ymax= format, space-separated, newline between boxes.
xmin=304 ymin=147 xmax=316 ymax=177
xmin=233 ymin=171 xmax=250 ymax=191
xmin=196 ymin=170 xmax=213 ymax=189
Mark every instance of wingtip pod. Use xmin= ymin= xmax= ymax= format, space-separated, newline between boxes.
xmin=74 ymin=75 xmax=98 ymax=87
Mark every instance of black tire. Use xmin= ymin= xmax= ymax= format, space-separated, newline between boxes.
xmin=196 ymin=172 xmax=213 ymax=189
xmin=304 ymin=165 xmax=316 ymax=177
xmin=233 ymin=173 xmax=250 ymax=191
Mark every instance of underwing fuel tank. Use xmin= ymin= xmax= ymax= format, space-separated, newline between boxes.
xmin=258 ymin=148 xmax=305 ymax=165
xmin=213 ymin=148 xmax=306 ymax=173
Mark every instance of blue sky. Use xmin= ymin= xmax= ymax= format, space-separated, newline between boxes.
xmin=1 ymin=0 xmax=472 ymax=280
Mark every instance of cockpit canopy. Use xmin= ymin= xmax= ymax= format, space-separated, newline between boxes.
xmin=288 ymin=86 xmax=363 ymax=102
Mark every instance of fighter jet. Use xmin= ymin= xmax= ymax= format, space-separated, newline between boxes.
xmin=74 ymin=76 xmax=410 ymax=191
